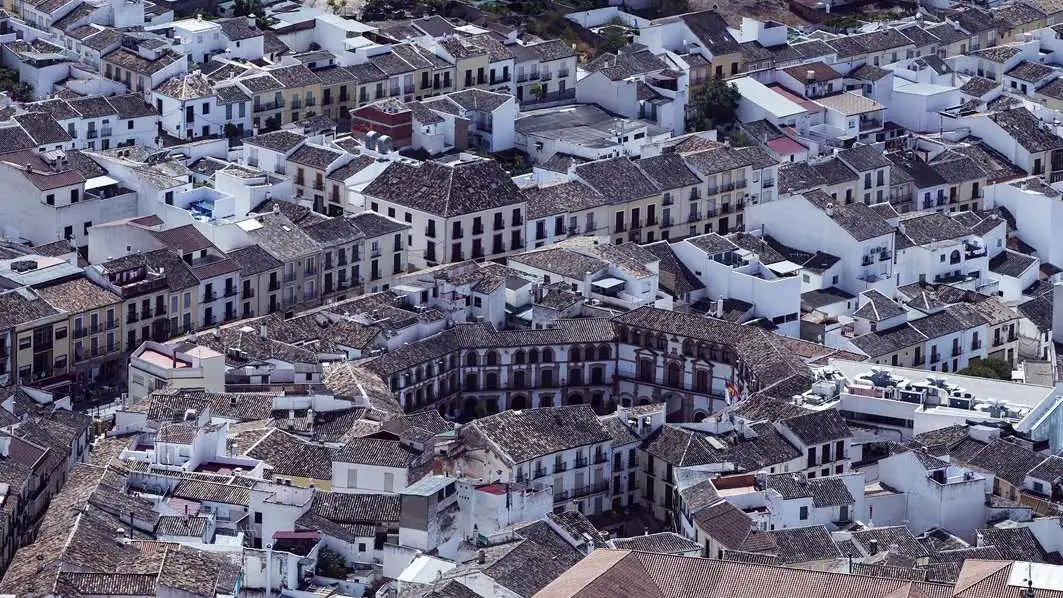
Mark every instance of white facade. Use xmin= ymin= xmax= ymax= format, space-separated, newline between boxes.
xmin=988 ymin=178 xmax=1063 ymax=268
xmin=875 ymin=450 xmax=987 ymax=541
xmin=745 ymin=194 xmax=896 ymax=296
xmin=671 ymin=235 xmax=802 ymax=337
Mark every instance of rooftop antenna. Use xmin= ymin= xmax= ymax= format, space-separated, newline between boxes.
xmin=1025 ymin=562 xmax=1036 ymax=598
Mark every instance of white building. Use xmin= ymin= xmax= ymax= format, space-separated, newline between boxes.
xmin=0 ymin=149 xmax=138 ymax=250
xmin=458 ymin=406 xmax=616 ymax=515
xmin=671 ymin=232 xmax=802 ymax=337
xmin=874 ymin=449 xmax=987 ymax=541
xmin=799 ymin=359 xmax=1063 ymax=449
xmin=127 ymin=340 xmax=225 ymax=400
xmin=745 ymin=190 xmax=897 ymax=296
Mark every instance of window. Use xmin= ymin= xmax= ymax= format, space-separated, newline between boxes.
xmin=18 ymin=336 xmax=30 ymax=350
xmin=799 ymin=506 xmax=808 ymax=520
xmin=45 ymin=194 xmax=54 ymax=205
xmin=63 ymin=226 xmax=72 ymax=240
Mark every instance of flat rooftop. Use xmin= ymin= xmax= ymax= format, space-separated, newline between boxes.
xmin=140 ymin=349 xmax=191 ymax=369
xmin=826 ymin=358 xmax=1055 ymax=408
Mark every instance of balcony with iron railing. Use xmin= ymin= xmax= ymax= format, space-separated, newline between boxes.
xmin=254 ymin=100 xmax=284 ymax=112
xmin=554 ymin=481 xmax=609 ymax=501
xmin=520 ymin=88 xmax=575 ymax=105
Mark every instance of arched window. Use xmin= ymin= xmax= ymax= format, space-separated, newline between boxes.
xmin=569 ymin=347 xmax=581 ymax=362
xmin=513 ymin=370 xmax=526 ymax=388
xmin=696 ymin=369 xmax=709 ymax=393
xmin=631 ymin=329 xmax=641 ymax=346
xmin=667 ymin=362 xmax=682 ymax=387
xmin=618 ymin=326 xmax=629 ymax=343
xmin=529 ymin=348 xmax=540 ymax=363
xmin=639 ymin=358 xmax=655 ymax=382
xmin=698 ymin=343 xmax=708 ymax=360
xmin=598 ymin=345 xmax=611 ymax=360
xmin=514 ymin=350 xmax=526 ymax=364
xmin=950 ymin=250 xmax=961 ymax=264
xmin=486 ymin=351 xmax=498 ymax=366
xmin=656 ymin=333 xmax=667 ymax=351
xmin=486 ymin=372 xmax=498 ymax=390
xmin=682 ymin=339 xmax=694 ymax=356
xmin=542 ymin=348 xmax=555 ymax=362
xmin=466 ymin=352 xmax=479 ymax=366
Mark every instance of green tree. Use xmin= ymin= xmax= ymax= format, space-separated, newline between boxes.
xmin=316 ymin=547 xmax=348 ymax=578
xmin=601 ymin=26 xmax=628 ymax=53
xmin=658 ymin=0 xmax=688 ymax=16
xmin=9 ymin=83 xmax=31 ymax=102
xmin=957 ymin=358 xmax=1014 ymax=380
xmin=687 ymin=77 xmax=741 ymax=132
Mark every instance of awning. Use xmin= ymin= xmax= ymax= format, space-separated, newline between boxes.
xmin=767 ymin=260 xmax=803 ymax=275
xmin=85 ymin=175 xmax=119 ymax=190
xmin=592 ymin=277 xmax=625 ymax=290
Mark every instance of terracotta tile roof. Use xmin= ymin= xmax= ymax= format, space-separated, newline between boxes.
xmin=535 ymin=549 xmax=954 ymax=598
